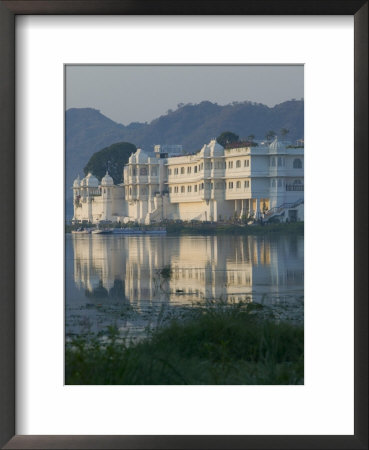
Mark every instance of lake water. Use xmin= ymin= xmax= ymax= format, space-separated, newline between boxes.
xmin=66 ymin=233 xmax=304 ymax=340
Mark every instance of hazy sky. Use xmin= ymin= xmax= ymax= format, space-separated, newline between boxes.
xmin=66 ymin=65 xmax=303 ymax=125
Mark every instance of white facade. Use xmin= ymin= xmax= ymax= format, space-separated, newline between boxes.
xmin=72 ymin=138 xmax=304 ymax=224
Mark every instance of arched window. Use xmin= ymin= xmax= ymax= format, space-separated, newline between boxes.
xmin=293 ymin=158 xmax=302 ymax=169
xmin=236 ymin=160 xmax=241 ymax=168
xmin=140 ymin=167 xmax=147 ymax=176
xmin=278 ymin=157 xmax=283 ymax=167
xmin=236 ymin=181 xmax=241 ymax=188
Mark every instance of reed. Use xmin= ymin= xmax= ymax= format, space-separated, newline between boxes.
xmin=66 ymin=302 xmax=303 ymax=385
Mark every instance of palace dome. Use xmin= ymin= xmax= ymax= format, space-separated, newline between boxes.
xmin=134 ymin=148 xmax=149 ymax=163
xmin=81 ymin=173 xmax=99 ymax=188
xmin=269 ymin=137 xmax=284 ymax=152
xmin=208 ymin=139 xmax=224 ymax=156
xmin=101 ymin=171 xmax=114 ymax=186
xmin=73 ymin=175 xmax=81 ymax=188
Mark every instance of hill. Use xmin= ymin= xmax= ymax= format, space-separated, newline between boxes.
xmin=65 ymin=100 xmax=304 ymax=217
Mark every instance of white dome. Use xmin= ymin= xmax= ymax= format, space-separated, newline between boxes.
xmin=82 ymin=172 xmax=99 ymax=188
xmin=269 ymin=137 xmax=285 ymax=152
xmin=101 ymin=171 xmax=114 ymax=186
xmin=198 ymin=140 xmax=223 ymax=157
xmin=73 ymin=175 xmax=81 ymax=188
xmin=208 ymin=139 xmax=224 ymax=156
xmin=134 ymin=148 xmax=149 ymax=163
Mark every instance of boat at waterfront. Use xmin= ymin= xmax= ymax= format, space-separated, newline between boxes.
xmin=91 ymin=228 xmax=113 ymax=235
xmin=112 ymin=228 xmax=142 ymax=235
xmin=71 ymin=227 xmax=92 ymax=234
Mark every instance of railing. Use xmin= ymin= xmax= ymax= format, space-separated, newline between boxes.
xmin=264 ymin=198 xmax=304 ymax=219
xmin=286 ymin=184 xmax=304 ymax=191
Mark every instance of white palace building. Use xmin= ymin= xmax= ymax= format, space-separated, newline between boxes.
xmin=72 ymin=138 xmax=304 ymax=224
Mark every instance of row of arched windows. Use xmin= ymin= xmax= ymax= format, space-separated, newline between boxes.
xmin=167 ymin=158 xmax=253 ymax=175
xmin=271 ymin=178 xmax=302 ymax=188
xmin=126 ymin=187 xmax=148 ymax=196
xmin=129 ymin=166 xmax=158 ymax=176
xmin=270 ymin=157 xmax=303 ymax=168
xmin=168 ymin=163 xmax=204 ymax=176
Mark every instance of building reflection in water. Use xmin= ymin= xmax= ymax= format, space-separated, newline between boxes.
xmin=71 ymin=234 xmax=304 ymax=310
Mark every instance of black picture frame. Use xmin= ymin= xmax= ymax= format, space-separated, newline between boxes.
xmin=0 ymin=1 xmax=367 ymax=449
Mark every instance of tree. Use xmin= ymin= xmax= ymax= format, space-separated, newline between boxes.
xmin=280 ymin=128 xmax=289 ymax=138
xmin=216 ymin=131 xmax=239 ymax=148
xmin=84 ymin=142 xmax=136 ymax=184
xmin=265 ymin=130 xmax=277 ymax=141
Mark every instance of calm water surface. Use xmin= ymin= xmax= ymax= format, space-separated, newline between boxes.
xmin=66 ymin=234 xmax=304 ymax=339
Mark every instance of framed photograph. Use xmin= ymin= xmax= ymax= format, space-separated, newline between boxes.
xmin=65 ymin=63 xmax=305 ymax=386
xmin=1 ymin=1 xmax=367 ymax=449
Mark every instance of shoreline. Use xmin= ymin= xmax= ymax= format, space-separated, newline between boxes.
xmin=66 ymin=221 xmax=304 ymax=235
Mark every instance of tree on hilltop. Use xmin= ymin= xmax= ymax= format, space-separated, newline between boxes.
xmin=265 ymin=130 xmax=277 ymax=141
xmin=84 ymin=142 xmax=136 ymax=184
xmin=216 ymin=131 xmax=239 ymax=148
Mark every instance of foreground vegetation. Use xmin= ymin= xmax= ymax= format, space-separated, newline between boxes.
xmin=66 ymin=303 xmax=304 ymax=385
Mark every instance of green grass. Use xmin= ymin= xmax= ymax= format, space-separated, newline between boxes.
xmin=65 ymin=303 xmax=304 ymax=385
